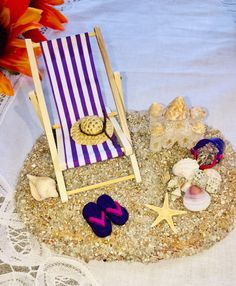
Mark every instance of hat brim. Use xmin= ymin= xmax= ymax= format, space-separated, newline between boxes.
xmin=70 ymin=118 xmax=114 ymax=146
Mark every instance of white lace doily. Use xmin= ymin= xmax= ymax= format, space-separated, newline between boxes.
xmin=0 ymin=174 xmax=99 ymax=285
xmin=0 ymin=72 xmax=23 ymax=126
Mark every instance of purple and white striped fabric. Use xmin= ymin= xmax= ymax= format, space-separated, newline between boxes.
xmin=40 ymin=33 xmax=123 ymax=170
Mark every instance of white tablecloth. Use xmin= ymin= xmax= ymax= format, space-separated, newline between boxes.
xmin=0 ymin=0 xmax=236 ymax=285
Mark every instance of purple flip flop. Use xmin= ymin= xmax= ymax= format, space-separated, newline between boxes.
xmin=97 ymin=194 xmax=129 ymax=225
xmin=82 ymin=202 xmax=112 ymax=238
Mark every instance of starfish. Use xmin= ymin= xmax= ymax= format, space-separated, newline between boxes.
xmin=145 ymin=192 xmax=187 ymax=233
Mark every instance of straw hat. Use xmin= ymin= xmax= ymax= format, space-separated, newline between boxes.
xmin=70 ymin=115 xmax=113 ymax=146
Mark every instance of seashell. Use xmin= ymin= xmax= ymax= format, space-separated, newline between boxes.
xmin=164 ymin=96 xmax=189 ymax=121
xmin=189 ymin=185 xmax=203 ymax=195
xmin=172 ymin=158 xmax=199 ymax=180
xmin=27 ymin=174 xmax=58 ymax=201
xmin=167 ymin=176 xmax=186 ymax=191
xmin=191 ymin=169 xmax=208 ymax=189
xmin=150 ymin=123 xmax=165 ymax=136
xmin=205 ymin=169 xmax=222 ymax=193
xmin=191 ymin=122 xmax=206 ymax=134
xmin=172 ymin=188 xmax=181 ymax=197
xmin=167 ymin=177 xmax=180 ymax=190
xmin=149 ymin=103 xmax=164 ymax=117
xmin=190 ymin=107 xmax=207 ymax=120
xmin=183 ymin=187 xmax=211 ymax=212
xmin=170 ymin=188 xmax=182 ymax=201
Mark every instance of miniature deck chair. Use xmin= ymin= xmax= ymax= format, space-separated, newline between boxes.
xmin=25 ymin=26 xmax=141 ymax=202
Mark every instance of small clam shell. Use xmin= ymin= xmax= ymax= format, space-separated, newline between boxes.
xmin=183 ymin=188 xmax=211 ymax=212
xmin=27 ymin=174 xmax=58 ymax=201
xmin=172 ymin=158 xmax=200 ymax=180
xmin=205 ymin=169 xmax=222 ymax=193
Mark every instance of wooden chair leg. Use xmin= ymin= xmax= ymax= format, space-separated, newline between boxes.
xmin=26 ymin=39 xmax=69 ymax=202
xmin=130 ymin=154 xmax=142 ymax=183
xmin=55 ymin=169 xmax=68 ymax=203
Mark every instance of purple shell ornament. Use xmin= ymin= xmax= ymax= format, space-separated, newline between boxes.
xmin=191 ymin=138 xmax=225 ymax=170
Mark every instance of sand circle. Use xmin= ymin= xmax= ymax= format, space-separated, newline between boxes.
xmin=15 ymin=112 xmax=236 ymax=263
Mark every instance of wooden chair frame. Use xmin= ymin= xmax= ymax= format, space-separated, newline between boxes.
xmin=25 ymin=26 xmax=141 ymax=203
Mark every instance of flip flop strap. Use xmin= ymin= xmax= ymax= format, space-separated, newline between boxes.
xmin=88 ymin=211 xmax=106 ymax=227
xmin=106 ymin=201 xmax=123 ymax=217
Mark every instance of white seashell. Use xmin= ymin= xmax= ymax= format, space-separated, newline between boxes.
xmin=171 ymin=188 xmax=182 ymax=202
xmin=27 ymin=174 xmax=58 ymax=201
xmin=167 ymin=177 xmax=180 ymax=189
xmin=167 ymin=176 xmax=185 ymax=191
xmin=172 ymin=158 xmax=199 ymax=180
xmin=183 ymin=188 xmax=211 ymax=212
xmin=171 ymin=188 xmax=181 ymax=197
xmin=204 ymin=169 xmax=222 ymax=193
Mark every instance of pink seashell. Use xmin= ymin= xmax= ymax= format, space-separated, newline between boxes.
xmin=183 ymin=188 xmax=211 ymax=212
xmin=189 ymin=185 xmax=203 ymax=195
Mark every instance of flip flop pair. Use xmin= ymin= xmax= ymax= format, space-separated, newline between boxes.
xmin=82 ymin=194 xmax=129 ymax=238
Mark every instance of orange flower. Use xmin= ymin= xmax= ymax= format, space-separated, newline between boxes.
xmin=0 ymin=0 xmax=42 ymax=95
xmin=30 ymin=0 xmax=67 ymax=30
xmin=24 ymin=0 xmax=68 ymax=43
